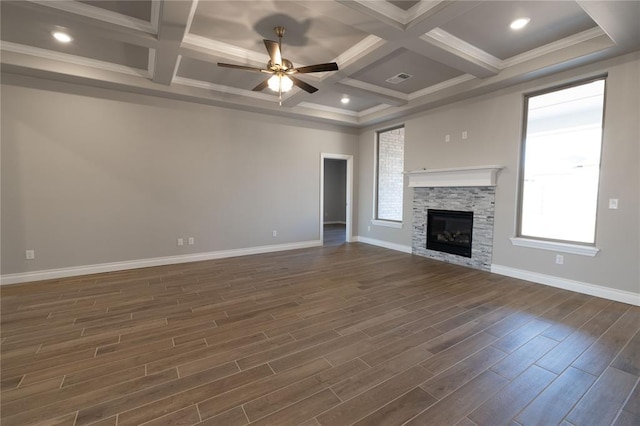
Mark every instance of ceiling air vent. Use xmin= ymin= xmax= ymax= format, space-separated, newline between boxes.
xmin=386 ymin=72 xmax=413 ymax=84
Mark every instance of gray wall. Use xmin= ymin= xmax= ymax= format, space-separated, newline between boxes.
xmin=1 ymin=75 xmax=358 ymax=274
xmin=358 ymin=52 xmax=639 ymax=294
xmin=323 ymin=159 xmax=347 ymax=223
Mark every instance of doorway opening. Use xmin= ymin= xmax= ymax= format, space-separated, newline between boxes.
xmin=320 ymin=154 xmax=353 ymax=246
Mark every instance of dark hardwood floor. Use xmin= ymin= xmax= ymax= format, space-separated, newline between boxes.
xmin=323 ymin=224 xmax=346 ymax=246
xmin=1 ymin=243 xmax=638 ymax=426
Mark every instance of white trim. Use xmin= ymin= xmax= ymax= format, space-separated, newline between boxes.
xmin=359 ymin=104 xmax=391 ymax=117
xmin=340 ymin=78 xmax=408 ymax=100
xmin=298 ymin=102 xmax=359 ymax=117
xmin=408 ymin=74 xmax=476 ymax=101
xmin=0 ymin=240 xmax=322 ymax=285
xmin=510 ymin=238 xmax=600 ymax=256
xmin=148 ymin=48 xmax=156 ymax=76
xmin=356 ymin=236 xmax=412 ymax=254
xmin=182 ymin=33 xmax=266 ymax=65
xmin=172 ymin=76 xmax=277 ymax=102
xmin=491 ymin=264 xmax=639 ymax=306
xmin=502 ymin=27 xmax=608 ymax=68
xmin=423 ymin=29 xmax=503 ymax=70
xmin=184 ymin=0 xmax=199 ymax=36
xmin=371 ymin=219 xmax=403 ymax=229
xmin=172 ymin=55 xmax=183 ymax=81
xmin=30 ymin=0 xmax=156 ymax=34
xmin=320 ymin=154 xmax=354 ymax=245
xmin=406 ymin=165 xmax=504 ymax=188
xmin=150 ymin=0 xmax=161 ymax=34
xmin=332 ymin=35 xmax=383 ymax=70
xmin=352 ymin=0 xmax=407 ymax=25
xmin=1 ymin=42 xmax=150 ymax=78
xmin=406 ymin=0 xmax=445 ymax=24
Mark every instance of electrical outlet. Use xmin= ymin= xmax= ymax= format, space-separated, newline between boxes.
xmin=367 ymin=226 xmax=371 ymax=232
xmin=25 ymin=250 xmax=35 ymax=260
xmin=445 ymin=134 xmax=450 ymax=143
xmin=177 ymin=238 xmax=184 ymax=246
xmin=462 ymin=131 xmax=468 ymax=140
xmin=555 ymin=254 xmax=564 ymax=265
xmin=609 ymin=198 xmax=619 ymax=209
xmin=272 ymin=230 xmax=277 ymax=237
xmin=188 ymin=237 xmax=194 ymax=245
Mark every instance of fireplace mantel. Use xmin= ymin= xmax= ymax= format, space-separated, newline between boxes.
xmin=406 ymin=166 xmax=504 ymax=188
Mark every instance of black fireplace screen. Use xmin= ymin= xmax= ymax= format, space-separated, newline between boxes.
xmin=426 ymin=209 xmax=473 ymax=257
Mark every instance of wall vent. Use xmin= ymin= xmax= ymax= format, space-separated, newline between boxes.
xmin=386 ymin=72 xmax=413 ymax=84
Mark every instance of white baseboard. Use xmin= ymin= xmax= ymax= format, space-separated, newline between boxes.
xmin=491 ymin=264 xmax=640 ymax=306
xmin=0 ymin=240 xmax=322 ymax=285
xmin=355 ymin=236 xmax=412 ymax=254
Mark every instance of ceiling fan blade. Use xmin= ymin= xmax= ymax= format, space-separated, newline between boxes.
xmin=292 ymin=62 xmax=339 ymax=74
xmin=252 ymin=79 xmax=269 ymax=92
xmin=217 ymin=63 xmax=268 ymax=73
xmin=290 ymin=76 xmax=318 ymax=93
xmin=264 ymin=40 xmax=282 ymax=66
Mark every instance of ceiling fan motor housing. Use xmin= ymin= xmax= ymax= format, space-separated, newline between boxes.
xmin=269 ymin=59 xmax=293 ymax=71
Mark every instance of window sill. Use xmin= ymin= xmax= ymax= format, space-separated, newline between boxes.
xmin=510 ymin=237 xmax=600 ymax=257
xmin=372 ymin=219 xmax=403 ymax=229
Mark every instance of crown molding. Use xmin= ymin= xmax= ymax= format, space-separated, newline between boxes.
xmin=1 ymin=41 xmax=150 ymax=78
xmin=501 ymin=27 xmax=609 ymax=68
xmin=182 ymin=33 xmax=266 ymax=65
xmin=349 ymin=0 xmax=408 ymax=25
xmin=298 ymin=102 xmax=360 ymax=117
xmin=185 ymin=0 xmax=199 ymax=35
xmin=406 ymin=0 xmax=446 ymax=23
xmin=422 ymin=28 xmax=503 ymax=70
xmin=408 ymin=73 xmax=476 ymax=100
xmin=172 ymin=76 xmax=278 ymax=102
xmin=150 ymin=0 xmax=161 ymax=33
xmin=332 ymin=35 xmax=384 ymax=70
xmin=358 ymin=103 xmax=392 ymax=117
xmin=148 ymin=48 xmax=156 ymax=76
xmin=340 ymin=77 xmax=408 ymax=100
xmin=29 ymin=0 xmax=155 ymax=34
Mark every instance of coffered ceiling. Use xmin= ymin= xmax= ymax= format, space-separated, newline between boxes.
xmin=1 ymin=1 xmax=638 ymax=127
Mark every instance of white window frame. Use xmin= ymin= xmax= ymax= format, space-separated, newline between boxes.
xmin=512 ymin=76 xmax=606 ymax=256
xmin=372 ymin=125 xmax=405 ymax=228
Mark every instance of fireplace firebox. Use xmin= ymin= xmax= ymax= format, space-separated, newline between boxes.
xmin=426 ymin=209 xmax=473 ymax=257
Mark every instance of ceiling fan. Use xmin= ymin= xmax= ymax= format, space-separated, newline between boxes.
xmin=217 ymin=26 xmax=339 ymax=105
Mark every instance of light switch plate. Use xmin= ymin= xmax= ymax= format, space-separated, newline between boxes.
xmin=609 ymin=198 xmax=619 ymax=209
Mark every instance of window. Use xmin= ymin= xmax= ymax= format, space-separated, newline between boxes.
xmin=518 ymin=78 xmax=606 ymax=244
xmin=375 ymin=126 xmax=405 ymax=223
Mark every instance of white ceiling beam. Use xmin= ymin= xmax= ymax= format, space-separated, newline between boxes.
xmin=404 ymin=1 xmax=483 ymax=36
xmin=577 ymin=1 xmax=640 ymax=49
xmin=151 ymin=0 xmax=197 ymax=85
xmin=414 ymin=31 xmax=500 ymax=78
xmin=311 ymin=0 xmax=500 ymax=79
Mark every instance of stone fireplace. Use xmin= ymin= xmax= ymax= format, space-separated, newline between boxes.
xmin=407 ymin=166 xmax=502 ymax=271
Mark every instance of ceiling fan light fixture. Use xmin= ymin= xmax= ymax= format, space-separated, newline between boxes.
xmin=510 ymin=17 xmax=530 ymax=30
xmin=268 ymin=74 xmax=293 ymax=92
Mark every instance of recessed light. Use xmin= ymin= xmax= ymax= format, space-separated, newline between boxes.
xmin=341 ymin=96 xmax=350 ymax=104
xmin=52 ymin=31 xmax=72 ymax=43
xmin=510 ymin=17 xmax=530 ymax=30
